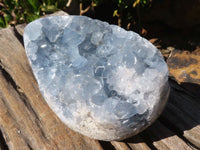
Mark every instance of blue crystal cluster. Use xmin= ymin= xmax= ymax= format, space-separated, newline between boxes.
xmin=24 ymin=16 xmax=169 ymax=141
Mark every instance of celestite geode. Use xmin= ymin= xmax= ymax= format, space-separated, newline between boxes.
xmin=24 ymin=16 xmax=170 ymax=141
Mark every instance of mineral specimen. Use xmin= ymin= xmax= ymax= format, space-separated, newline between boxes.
xmin=24 ymin=16 xmax=170 ymax=141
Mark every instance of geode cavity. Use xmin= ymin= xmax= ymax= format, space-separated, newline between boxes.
xmin=24 ymin=16 xmax=170 ymax=141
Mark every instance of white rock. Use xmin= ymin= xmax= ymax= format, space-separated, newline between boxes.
xmin=24 ymin=16 xmax=170 ymax=141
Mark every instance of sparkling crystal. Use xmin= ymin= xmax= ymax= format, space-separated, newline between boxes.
xmin=24 ymin=16 xmax=170 ymax=141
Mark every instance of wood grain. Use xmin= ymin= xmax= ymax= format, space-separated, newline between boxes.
xmin=143 ymin=121 xmax=193 ymax=150
xmin=127 ymin=135 xmax=151 ymax=150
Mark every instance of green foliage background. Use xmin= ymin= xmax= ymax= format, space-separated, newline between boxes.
xmin=0 ymin=0 xmax=150 ymax=28
xmin=0 ymin=0 xmax=67 ymax=27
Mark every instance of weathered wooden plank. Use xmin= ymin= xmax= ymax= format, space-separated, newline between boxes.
xmin=160 ymin=84 xmax=200 ymax=149
xmin=0 ymin=27 xmax=103 ymax=150
xmin=111 ymin=141 xmax=130 ymax=150
xmin=127 ymin=135 xmax=151 ymax=150
xmin=143 ymin=121 xmax=193 ymax=150
xmin=161 ymin=104 xmax=200 ymax=149
xmin=111 ymin=135 xmax=151 ymax=150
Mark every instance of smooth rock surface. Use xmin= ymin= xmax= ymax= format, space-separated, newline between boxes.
xmin=24 ymin=16 xmax=169 ymax=141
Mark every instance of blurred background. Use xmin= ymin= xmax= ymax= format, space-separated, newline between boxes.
xmin=0 ymin=0 xmax=200 ymax=51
